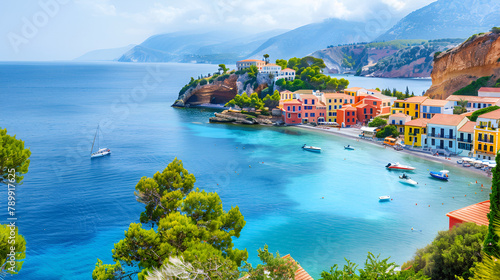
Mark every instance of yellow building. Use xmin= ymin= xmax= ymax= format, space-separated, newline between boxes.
xmin=392 ymin=96 xmax=428 ymax=118
xmin=473 ymin=109 xmax=500 ymax=160
xmin=321 ymin=93 xmax=354 ymax=123
xmin=404 ymin=118 xmax=430 ymax=147
xmin=344 ymin=87 xmax=367 ymax=97
xmin=279 ymin=90 xmax=296 ymax=109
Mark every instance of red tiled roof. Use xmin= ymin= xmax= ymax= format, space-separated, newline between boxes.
xmin=237 ymin=59 xmax=264 ymax=63
xmin=405 ymin=118 xmax=430 ymax=127
xmin=446 ymin=200 xmax=490 ymax=226
xmin=428 ymin=114 xmax=468 ymax=126
xmin=479 ymin=108 xmax=500 ymax=120
xmin=458 ymin=121 xmax=476 ymax=133
xmin=282 ymin=68 xmax=296 ymax=72
xmin=324 ymin=93 xmax=349 ymax=98
xmin=339 ymin=106 xmax=356 ymax=111
xmin=405 ymin=96 xmax=428 ymax=103
xmin=238 ymin=254 xmax=313 ymax=280
xmin=263 ymin=63 xmax=280 ymax=67
xmin=479 ymin=87 xmax=500 ymax=93
xmin=344 ymin=87 xmax=365 ymax=91
xmin=446 ymin=95 xmax=500 ymax=104
xmin=390 ymin=113 xmax=409 ymax=118
xmin=283 ymin=100 xmax=302 ymax=105
xmin=422 ymin=99 xmax=451 ymax=106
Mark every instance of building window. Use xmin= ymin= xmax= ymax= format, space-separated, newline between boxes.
xmin=490 ymin=146 xmax=494 ymax=152
xmin=311 ymin=113 xmax=315 ymax=117
xmin=305 ymin=113 xmax=308 ymax=117
xmin=334 ymin=99 xmax=337 ymax=103
xmin=409 ymin=136 xmax=413 ymax=142
xmin=370 ymin=108 xmax=373 ymax=114
xmin=329 ymin=105 xmax=331 ymax=110
xmin=478 ymin=144 xmax=482 ymax=150
xmin=293 ymin=106 xmax=296 ymax=112
xmin=304 ymin=99 xmax=308 ymax=104
xmin=312 ymin=100 xmax=315 ymax=105
xmin=432 ymin=139 xmax=435 ymax=145
xmin=449 ymin=141 xmax=452 ymax=148
xmin=347 ymin=112 xmax=350 ymax=116
xmin=334 ymin=105 xmax=337 ymax=109
xmin=287 ymin=113 xmax=290 ymax=119
xmin=340 ymin=99 xmax=343 ymax=103
xmin=298 ymin=113 xmax=301 ymax=118
xmin=339 ymin=105 xmax=342 ymax=109
xmin=287 ymin=106 xmax=290 ymax=111
xmin=329 ymin=99 xmax=331 ymax=103
xmin=364 ymin=108 xmax=367 ymax=114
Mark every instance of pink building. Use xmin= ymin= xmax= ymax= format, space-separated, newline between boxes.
xmin=282 ymin=100 xmax=302 ymax=125
xmin=299 ymin=94 xmax=327 ymax=124
xmin=337 ymin=106 xmax=357 ymax=127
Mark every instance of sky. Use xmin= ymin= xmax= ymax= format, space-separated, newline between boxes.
xmin=0 ymin=0 xmax=436 ymax=61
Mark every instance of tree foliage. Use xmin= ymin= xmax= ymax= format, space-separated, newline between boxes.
xmin=262 ymin=90 xmax=281 ymax=109
xmin=368 ymin=117 xmax=387 ymax=128
xmin=453 ymin=76 xmax=491 ymax=96
xmin=226 ymin=92 xmax=266 ymax=110
xmin=94 ymin=158 xmax=248 ymax=279
xmin=376 ymin=125 xmax=399 ymax=138
xmin=275 ymin=59 xmax=287 ymax=70
xmin=483 ymin=151 xmax=500 ymax=257
xmin=218 ymin=64 xmax=229 ymax=74
xmin=470 ymin=106 xmax=500 ymax=122
xmin=243 ymin=245 xmax=298 ymax=280
xmin=0 ymin=225 xmax=26 ymax=275
xmin=92 ymin=259 xmax=124 ymax=280
xmin=408 ymin=222 xmax=487 ymax=280
xmin=319 ymin=252 xmax=429 ymax=280
xmin=0 ymin=128 xmax=31 ymax=184
xmin=454 ymin=99 xmax=468 ymax=115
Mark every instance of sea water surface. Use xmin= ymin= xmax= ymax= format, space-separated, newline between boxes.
xmin=0 ymin=62 xmax=490 ymax=279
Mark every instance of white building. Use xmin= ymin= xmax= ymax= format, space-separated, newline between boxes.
xmin=275 ymin=68 xmax=296 ymax=81
xmin=446 ymin=95 xmax=500 ymax=112
xmin=426 ymin=114 xmax=469 ymax=154
xmin=478 ymin=87 xmax=500 ymax=97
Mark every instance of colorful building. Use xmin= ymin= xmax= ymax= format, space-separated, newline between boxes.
xmin=298 ymin=94 xmax=326 ymax=124
xmin=321 ymin=93 xmax=353 ymax=123
xmin=344 ymin=87 xmax=367 ymax=98
xmin=279 ymin=90 xmax=295 ymax=109
xmin=446 ymin=200 xmax=490 ymax=230
xmin=458 ymin=121 xmax=475 ymax=154
xmin=421 ymin=99 xmax=454 ymax=119
xmin=398 ymin=96 xmax=428 ymax=119
xmin=446 ymin=95 xmax=500 ymax=112
xmin=389 ymin=113 xmax=411 ymax=134
xmin=356 ymin=103 xmax=377 ymax=123
xmin=473 ymin=108 xmax=500 ymax=160
xmin=478 ymin=87 xmax=500 ymax=97
xmin=404 ymin=118 xmax=430 ymax=147
xmin=337 ymin=106 xmax=357 ymax=127
xmin=426 ymin=114 xmax=469 ymax=154
xmin=282 ymin=100 xmax=302 ymax=125
xmin=236 ymin=59 xmax=266 ymax=71
xmin=275 ymin=68 xmax=296 ymax=81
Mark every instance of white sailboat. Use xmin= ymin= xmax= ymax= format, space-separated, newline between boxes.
xmin=90 ymin=125 xmax=111 ymax=158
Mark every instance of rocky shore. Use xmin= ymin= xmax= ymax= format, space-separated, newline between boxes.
xmin=209 ymin=110 xmax=281 ymax=125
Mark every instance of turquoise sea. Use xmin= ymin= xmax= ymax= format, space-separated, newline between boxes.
xmin=0 ymin=62 xmax=491 ymax=279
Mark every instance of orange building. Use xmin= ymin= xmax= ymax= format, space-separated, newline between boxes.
xmin=337 ymin=106 xmax=357 ymax=127
xmin=446 ymin=200 xmax=490 ymax=230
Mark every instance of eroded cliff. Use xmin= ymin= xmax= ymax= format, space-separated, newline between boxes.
xmin=426 ymin=32 xmax=500 ymax=99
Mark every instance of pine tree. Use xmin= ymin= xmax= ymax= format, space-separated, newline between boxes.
xmin=483 ymin=151 xmax=500 ymax=256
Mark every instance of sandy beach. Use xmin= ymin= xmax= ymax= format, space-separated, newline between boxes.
xmin=296 ymin=124 xmax=492 ymax=179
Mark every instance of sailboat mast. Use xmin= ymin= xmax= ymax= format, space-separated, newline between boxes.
xmin=90 ymin=125 xmax=98 ymax=154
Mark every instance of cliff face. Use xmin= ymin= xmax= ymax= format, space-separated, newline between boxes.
xmin=426 ymin=32 xmax=500 ymax=99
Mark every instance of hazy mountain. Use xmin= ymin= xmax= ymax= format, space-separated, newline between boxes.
xmin=118 ymin=29 xmax=287 ymax=63
xmin=74 ymin=44 xmax=136 ymax=61
xmin=376 ymin=0 xmax=500 ymax=41
xmin=246 ymin=18 xmax=387 ymax=60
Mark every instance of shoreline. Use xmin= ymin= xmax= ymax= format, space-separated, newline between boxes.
xmin=296 ymin=124 xmax=492 ymax=179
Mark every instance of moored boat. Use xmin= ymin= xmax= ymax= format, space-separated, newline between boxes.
xmin=399 ymin=174 xmax=418 ymax=185
xmin=90 ymin=125 xmax=111 ymax=159
xmin=302 ymin=144 xmax=321 ymax=153
xmin=379 ymin=195 xmax=391 ymax=201
xmin=386 ymin=162 xmax=416 ymax=171
xmin=344 ymin=145 xmax=355 ymax=150
xmin=430 ymin=170 xmax=449 ymax=180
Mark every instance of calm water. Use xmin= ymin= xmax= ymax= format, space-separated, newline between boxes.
xmin=0 ymin=62 xmax=489 ymax=279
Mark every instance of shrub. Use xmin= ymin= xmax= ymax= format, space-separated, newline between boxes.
xmin=491 ymin=27 xmax=500 ymax=34
xmin=199 ymin=79 xmax=208 ymax=86
xmin=368 ymin=117 xmax=387 ymax=127
xmin=408 ymin=222 xmax=487 ymax=280
xmin=453 ymin=76 xmax=491 ymax=96
xmin=376 ymin=125 xmax=398 ymax=138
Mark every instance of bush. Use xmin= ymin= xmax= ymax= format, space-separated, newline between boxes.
xmin=199 ymin=79 xmax=208 ymax=86
xmin=408 ymin=223 xmax=487 ymax=280
xmin=368 ymin=117 xmax=387 ymax=127
xmin=470 ymin=106 xmax=500 ymax=122
xmin=453 ymin=76 xmax=491 ymax=96
xmin=376 ymin=125 xmax=398 ymax=138
xmin=491 ymin=27 xmax=500 ymax=34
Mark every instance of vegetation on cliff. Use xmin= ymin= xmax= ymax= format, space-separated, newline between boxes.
xmin=453 ymin=76 xmax=493 ymax=96
xmin=225 ymin=90 xmax=280 ymax=112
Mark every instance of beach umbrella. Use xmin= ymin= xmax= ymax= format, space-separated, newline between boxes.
xmin=473 ymin=160 xmax=483 ymax=164
xmin=462 ymin=157 xmax=472 ymax=161
xmin=489 ymin=163 xmax=497 ymax=168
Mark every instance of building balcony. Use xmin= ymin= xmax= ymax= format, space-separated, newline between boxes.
xmin=457 ymin=138 xmax=473 ymax=143
xmin=477 ymin=138 xmax=494 ymax=144
xmin=476 ymin=125 xmax=498 ymax=131
xmin=428 ymin=133 xmax=455 ymax=140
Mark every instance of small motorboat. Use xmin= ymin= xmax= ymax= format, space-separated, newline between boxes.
xmin=462 ymin=162 xmax=471 ymax=167
xmin=302 ymin=144 xmax=321 ymax=153
xmin=399 ymin=174 xmax=418 ymax=185
xmin=386 ymin=162 xmax=416 ymax=171
xmin=430 ymin=170 xmax=449 ymax=181
xmin=344 ymin=145 xmax=355 ymax=150
xmin=456 ymin=159 xmax=463 ymax=164
xmin=379 ymin=195 xmax=391 ymax=201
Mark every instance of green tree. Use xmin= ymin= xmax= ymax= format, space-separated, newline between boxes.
xmin=0 ymin=128 xmax=31 ymax=185
xmin=247 ymin=65 xmax=259 ymax=79
xmin=491 ymin=27 xmax=500 ymax=34
xmin=263 ymin=54 xmax=270 ymax=64
xmin=275 ymin=59 xmax=287 ymax=70
xmin=484 ymin=151 xmax=500 ymax=257
xmin=454 ymin=99 xmax=468 ymax=115
xmin=376 ymin=125 xmax=399 ymax=138
xmin=0 ymin=225 xmax=26 ymax=275
xmin=368 ymin=117 xmax=387 ymax=128
xmin=409 ymin=222 xmax=487 ymax=280
xmin=94 ymin=159 xmax=248 ymax=279
xmin=263 ymin=90 xmax=280 ymax=109
xmin=218 ymin=64 xmax=229 ymax=74
xmin=92 ymin=259 xmax=124 ymax=280
xmin=243 ymin=245 xmax=298 ymax=280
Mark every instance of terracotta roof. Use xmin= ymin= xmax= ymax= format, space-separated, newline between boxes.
xmin=340 ymin=106 xmax=356 ymax=111
xmin=283 ymin=100 xmax=302 ymax=105
xmin=237 ymin=59 xmax=264 ymax=63
xmin=446 ymin=200 xmax=490 ymax=226
xmin=478 ymin=108 xmax=500 ymax=120
xmin=428 ymin=114 xmax=468 ymax=126
xmin=458 ymin=121 xmax=476 ymax=133
xmin=293 ymin=89 xmax=314 ymax=94
xmin=405 ymin=118 xmax=430 ymax=127
xmin=263 ymin=63 xmax=280 ymax=67
xmin=282 ymin=68 xmax=296 ymax=72
xmin=404 ymin=96 xmax=428 ymax=103
xmin=238 ymin=254 xmax=313 ymax=280
xmin=363 ymin=95 xmax=382 ymax=101
xmin=344 ymin=87 xmax=365 ymax=91
xmin=390 ymin=113 xmax=409 ymax=118
xmin=446 ymin=95 xmax=500 ymax=104
xmin=422 ymin=99 xmax=451 ymax=106
xmin=299 ymin=94 xmax=318 ymax=99
xmin=479 ymin=87 xmax=500 ymax=93
xmin=324 ymin=93 xmax=349 ymax=98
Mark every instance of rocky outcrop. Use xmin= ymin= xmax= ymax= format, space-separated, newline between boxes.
xmin=173 ymin=73 xmax=272 ymax=107
xmin=426 ymin=32 xmax=500 ymax=99
xmin=209 ymin=110 xmax=275 ymax=125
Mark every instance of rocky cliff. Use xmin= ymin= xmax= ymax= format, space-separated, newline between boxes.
xmin=426 ymin=32 xmax=500 ymax=99
xmin=172 ymin=73 xmax=271 ymax=107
